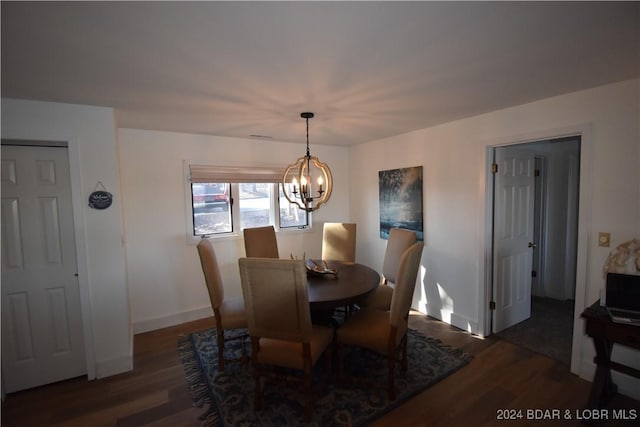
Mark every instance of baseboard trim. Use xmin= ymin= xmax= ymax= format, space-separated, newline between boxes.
xmin=133 ymin=306 xmax=213 ymax=334
xmin=416 ymin=302 xmax=480 ymax=335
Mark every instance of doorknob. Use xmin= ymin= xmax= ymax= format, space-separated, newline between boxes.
xmin=528 ymin=242 xmax=537 ymax=249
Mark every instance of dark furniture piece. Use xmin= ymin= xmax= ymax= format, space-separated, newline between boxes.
xmin=307 ymin=261 xmax=380 ymax=311
xmin=581 ymin=301 xmax=640 ymax=411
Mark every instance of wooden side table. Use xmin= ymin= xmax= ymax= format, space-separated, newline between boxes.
xmin=581 ymin=301 xmax=640 ymax=410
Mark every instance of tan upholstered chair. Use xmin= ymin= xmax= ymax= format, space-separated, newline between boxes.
xmin=358 ymin=228 xmax=417 ymax=310
xmin=321 ymin=222 xmax=356 ymax=262
xmin=321 ymin=222 xmax=357 ymax=318
xmin=238 ymin=257 xmax=334 ymax=422
xmin=197 ymin=238 xmax=247 ymax=371
xmin=243 ymin=225 xmax=279 ymax=258
xmin=336 ymin=241 xmax=424 ymax=400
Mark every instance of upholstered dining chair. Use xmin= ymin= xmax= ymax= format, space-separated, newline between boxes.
xmin=196 ymin=238 xmax=247 ymax=371
xmin=238 ymin=257 xmax=334 ymax=422
xmin=321 ymin=222 xmax=357 ymax=262
xmin=243 ymin=225 xmax=279 ymax=258
xmin=336 ymin=241 xmax=424 ymax=400
xmin=357 ymin=227 xmax=417 ymax=311
xmin=321 ymin=222 xmax=357 ymax=318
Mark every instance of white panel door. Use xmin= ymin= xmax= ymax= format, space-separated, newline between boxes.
xmin=1 ymin=144 xmax=86 ymax=393
xmin=492 ymin=146 xmax=536 ymax=333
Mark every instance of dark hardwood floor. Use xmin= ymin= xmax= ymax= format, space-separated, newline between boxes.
xmin=2 ymin=312 xmax=639 ymax=426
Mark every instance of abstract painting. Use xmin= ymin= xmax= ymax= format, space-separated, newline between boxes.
xmin=379 ymin=166 xmax=423 ymax=240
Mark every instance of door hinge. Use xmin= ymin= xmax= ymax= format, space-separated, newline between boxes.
xmin=491 ymin=163 xmax=498 ymax=174
xmin=489 ymin=301 xmax=496 ymax=310
xmin=531 ymin=270 xmax=537 ymax=278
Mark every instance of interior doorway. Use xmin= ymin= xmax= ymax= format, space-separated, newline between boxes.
xmin=490 ymin=136 xmax=581 ymax=366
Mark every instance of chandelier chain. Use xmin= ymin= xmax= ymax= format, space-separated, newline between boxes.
xmin=305 ymin=115 xmax=310 ymax=157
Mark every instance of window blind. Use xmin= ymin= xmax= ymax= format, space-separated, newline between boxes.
xmin=189 ymin=164 xmax=286 ymax=183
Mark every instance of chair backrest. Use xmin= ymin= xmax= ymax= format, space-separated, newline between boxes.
xmin=389 ymin=242 xmax=424 ymax=338
xmin=243 ymin=225 xmax=279 ymax=258
xmin=382 ymin=228 xmax=417 ymax=284
xmin=238 ymin=257 xmax=312 ymax=342
xmin=197 ymin=238 xmax=224 ymax=309
xmin=321 ymin=222 xmax=356 ymax=262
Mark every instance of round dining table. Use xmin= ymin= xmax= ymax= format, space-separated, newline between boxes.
xmin=306 ymin=260 xmax=380 ymax=312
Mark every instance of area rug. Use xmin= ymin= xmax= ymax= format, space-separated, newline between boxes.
xmin=178 ymin=327 xmax=472 ymax=426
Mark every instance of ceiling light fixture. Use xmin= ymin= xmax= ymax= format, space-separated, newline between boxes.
xmin=282 ymin=112 xmax=333 ymax=212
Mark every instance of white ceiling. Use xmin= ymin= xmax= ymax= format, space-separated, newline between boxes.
xmin=2 ymin=1 xmax=639 ymax=147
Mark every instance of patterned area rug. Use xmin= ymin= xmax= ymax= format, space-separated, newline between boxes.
xmin=178 ymin=328 xmax=472 ymax=426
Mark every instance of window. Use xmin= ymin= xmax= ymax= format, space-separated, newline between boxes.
xmin=186 ymin=163 xmax=310 ymax=238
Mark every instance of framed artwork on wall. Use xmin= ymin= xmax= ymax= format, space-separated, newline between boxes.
xmin=379 ymin=165 xmax=423 ymax=241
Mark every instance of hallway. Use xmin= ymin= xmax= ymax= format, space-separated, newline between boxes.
xmin=497 ymin=296 xmax=574 ymax=366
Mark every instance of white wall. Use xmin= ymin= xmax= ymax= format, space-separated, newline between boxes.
xmin=117 ymin=129 xmax=350 ymax=333
xmin=349 ymin=79 xmax=640 ymax=398
xmin=1 ymin=98 xmax=132 ymax=379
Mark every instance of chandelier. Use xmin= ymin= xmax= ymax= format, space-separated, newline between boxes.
xmin=281 ymin=112 xmax=333 ymax=212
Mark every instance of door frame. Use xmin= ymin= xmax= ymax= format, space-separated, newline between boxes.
xmin=532 ymin=155 xmax=547 ymax=298
xmin=67 ymin=138 xmax=96 ymax=380
xmin=1 ymin=139 xmax=96 ymax=381
xmin=481 ymin=123 xmax=593 ymax=375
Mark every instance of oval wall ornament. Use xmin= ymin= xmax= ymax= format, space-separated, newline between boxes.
xmin=88 ymin=181 xmax=113 ymax=209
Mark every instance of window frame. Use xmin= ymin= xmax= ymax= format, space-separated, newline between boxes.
xmin=184 ymin=161 xmax=312 ymax=244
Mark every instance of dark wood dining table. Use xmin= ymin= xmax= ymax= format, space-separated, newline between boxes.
xmin=306 ymin=260 xmax=380 ymax=312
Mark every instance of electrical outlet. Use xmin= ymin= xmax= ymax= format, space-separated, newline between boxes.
xmin=598 ymin=232 xmax=611 ymax=247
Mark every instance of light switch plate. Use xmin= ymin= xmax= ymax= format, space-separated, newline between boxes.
xmin=598 ymin=232 xmax=611 ymax=247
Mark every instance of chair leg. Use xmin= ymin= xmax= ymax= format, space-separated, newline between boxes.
xmin=240 ymin=334 xmax=248 ymax=367
xmin=251 ymin=337 xmax=263 ymax=411
xmin=337 ymin=342 xmax=344 ymax=383
xmin=325 ymin=343 xmax=333 ymax=387
xmin=303 ymin=369 xmax=313 ymax=422
xmin=387 ymin=355 xmax=396 ymax=401
xmin=254 ymin=370 xmax=263 ymax=410
xmin=401 ymin=334 xmax=408 ymax=372
xmin=216 ymin=330 xmax=225 ymax=371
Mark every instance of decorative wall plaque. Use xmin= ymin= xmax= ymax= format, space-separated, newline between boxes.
xmin=88 ymin=181 xmax=113 ymax=210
